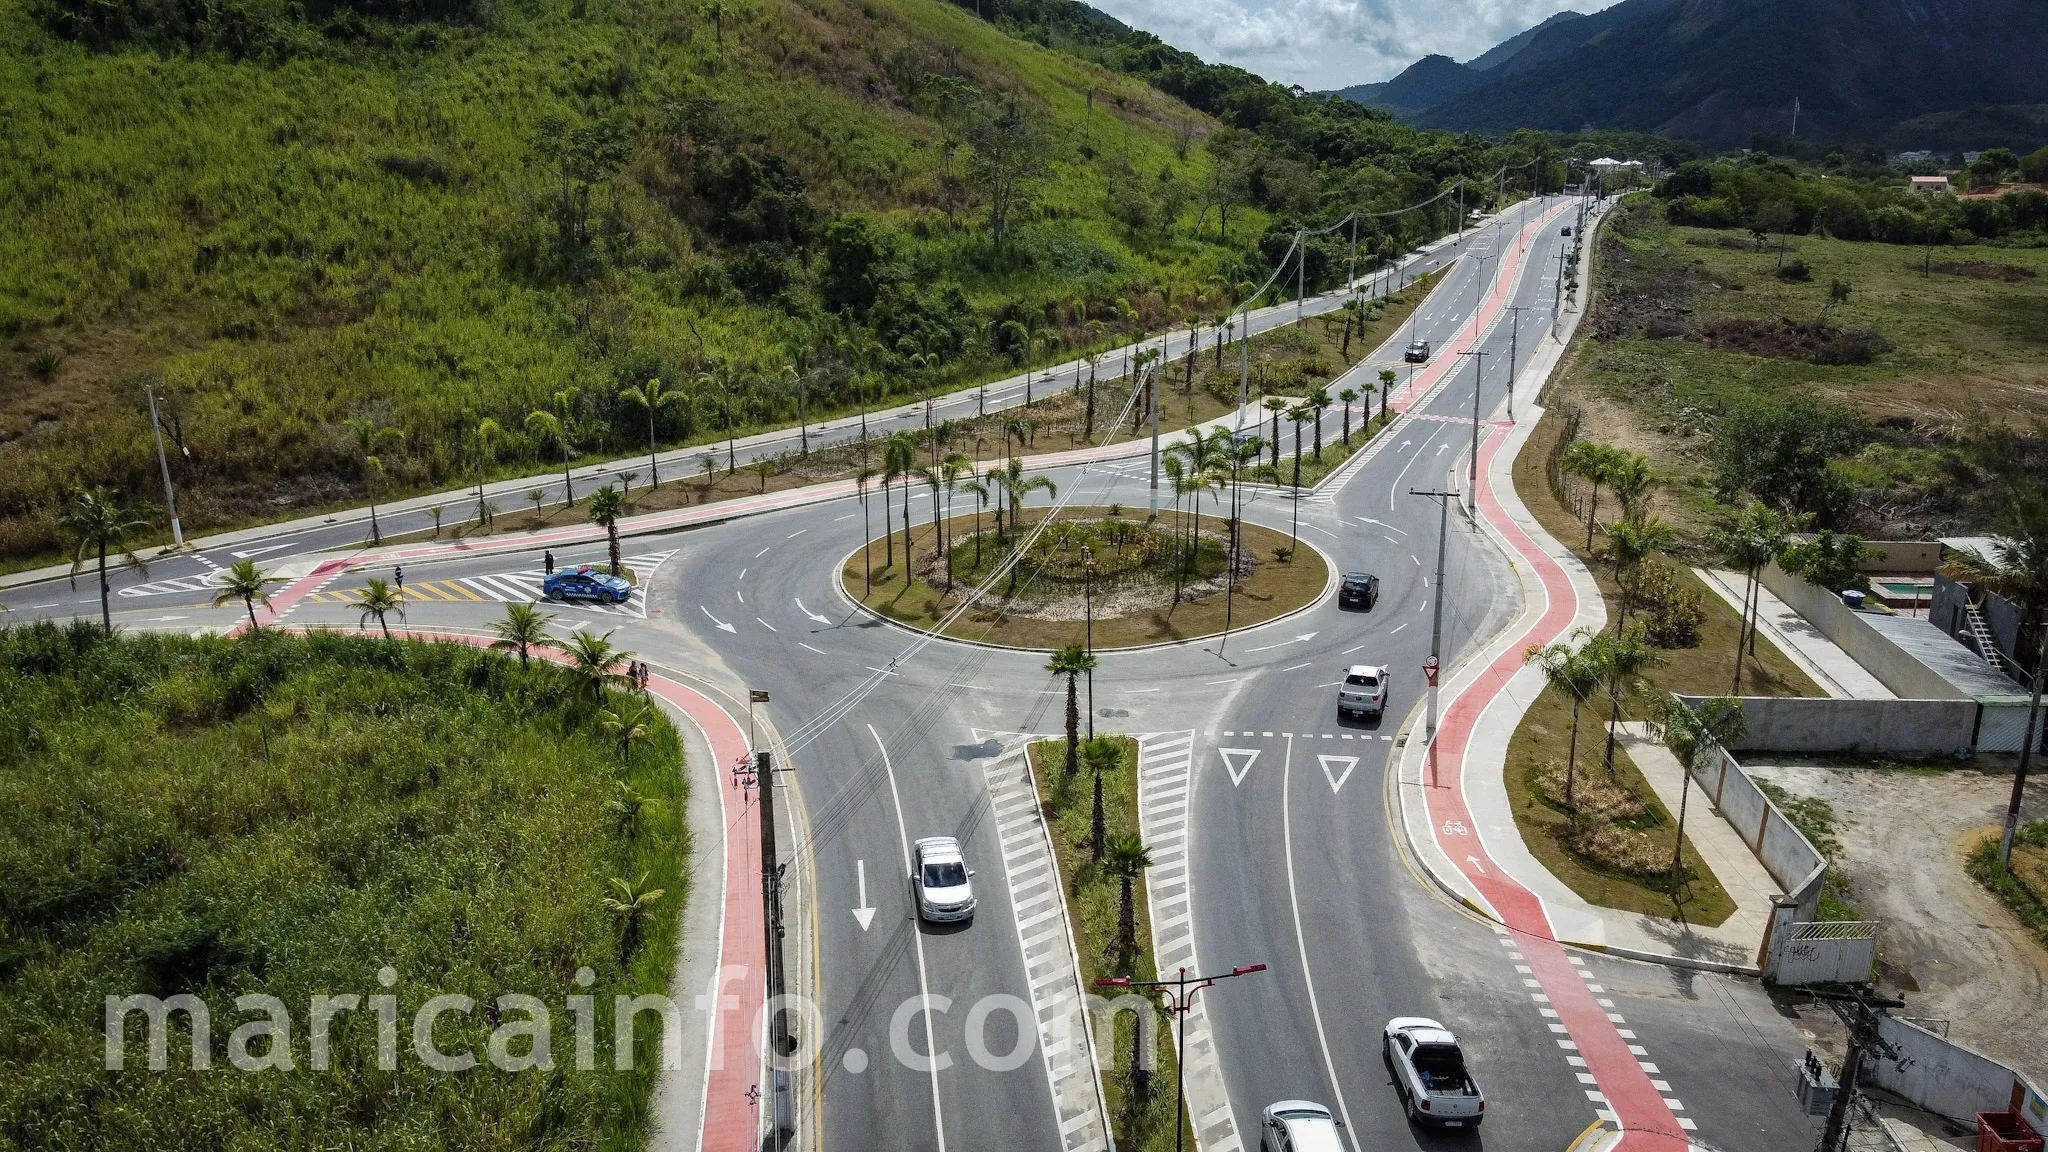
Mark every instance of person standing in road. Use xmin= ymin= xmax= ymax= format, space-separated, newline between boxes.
xmin=544 ymin=549 xmax=555 ymax=576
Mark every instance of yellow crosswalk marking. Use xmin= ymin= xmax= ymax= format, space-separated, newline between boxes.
xmin=441 ymin=581 xmax=483 ymax=601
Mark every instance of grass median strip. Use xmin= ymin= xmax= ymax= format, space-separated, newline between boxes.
xmin=1027 ymin=735 xmax=1191 ymax=1152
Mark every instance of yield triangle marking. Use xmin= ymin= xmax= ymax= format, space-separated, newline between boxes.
xmin=1318 ymin=754 xmax=1359 ymax=794
xmin=1219 ymin=748 xmax=1260 ymax=787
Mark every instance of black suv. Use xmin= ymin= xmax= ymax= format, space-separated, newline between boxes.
xmin=1339 ymin=572 xmax=1380 ymax=610
xmin=1404 ymin=340 xmax=1431 ymax=363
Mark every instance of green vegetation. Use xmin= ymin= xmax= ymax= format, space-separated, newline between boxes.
xmin=1027 ymin=735 xmax=1187 ymax=1152
xmin=1566 ymin=192 xmax=2048 ymax=540
xmin=1655 ymin=152 xmax=2048 ymax=246
xmin=0 ymin=624 xmax=687 ymax=1149
xmin=1967 ymin=820 xmax=2048 ymax=951
xmin=1753 ymin=778 xmax=1858 ymax=922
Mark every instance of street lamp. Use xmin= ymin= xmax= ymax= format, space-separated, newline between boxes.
xmin=1083 ymin=545 xmax=1096 ymax=740
xmin=1409 ymin=488 xmax=1459 ymax=740
xmin=1096 ymin=963 xmax=1267 ymax=1152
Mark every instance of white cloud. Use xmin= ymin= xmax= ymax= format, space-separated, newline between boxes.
xmin=1085 ymin=0 xmax=1620 ymax=91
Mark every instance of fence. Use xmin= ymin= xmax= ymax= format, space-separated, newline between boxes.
xmin=1866 ymin=1014 xmax=2048 ymax=1128
xmin=1760 ymin=563 xmax=1972 ymax=701
xmin=1765 ymin=920 xmax=1877 ymax=985
xmin=1686 ymin=746 xmax=1839 ymax=978
xmin=1680 ymin=696 xmax=1979 ymax=755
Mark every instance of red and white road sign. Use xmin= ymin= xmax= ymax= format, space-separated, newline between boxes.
xmin=1423 ymin=656 xmax=1440 ymax=686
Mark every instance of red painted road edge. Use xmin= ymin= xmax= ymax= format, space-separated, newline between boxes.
xmin=1406 ymin=200 xmax=1691 ymax=1150
xmin=274 ymin=625 xmax=769 ymax=1152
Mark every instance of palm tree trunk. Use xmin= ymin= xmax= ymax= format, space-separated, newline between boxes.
xmin=1064 ymin=674 xmax=1080 ymax=776
xmin=97 ymin=544 xmax=111 ymax=632
xmin=883 ymin=479 xmax=894 ymax=568
xmin=244 ymin=595 xmax=259 ymax=632
xmin=1584 ymin=481 xmax=1602 ymax=551
xmin=1603 ymin=680 xmax=1623 ymax=772
xmin=1118 ymin=876 xmax=1136 ymax=962
xmin=563 ymin=452 xmax=574 ymax=507
xmin=379 ymin=614 xmax=392 ymax=640
xmin=1091 ymin=768 xmax=1106 ymax=860
xmin=647 ymin=411 xmax=660 ymax=489
xmin=1565 ymin=699 xmax=1581 ymax=809
xmin=608 ymin=525 xmax=621 ymax=576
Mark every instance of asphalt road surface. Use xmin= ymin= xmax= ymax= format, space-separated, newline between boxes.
xmin=7 ymin=195 xmax=1821 ymax=1152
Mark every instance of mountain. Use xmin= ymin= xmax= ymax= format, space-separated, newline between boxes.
xmin=1462 ymin=9 xmax=1582 ymax=71
xmin=1339 ymin=0 xmax=2048 ymax=148
xmin=1332 ymin=55 xmax=1489 ymax=119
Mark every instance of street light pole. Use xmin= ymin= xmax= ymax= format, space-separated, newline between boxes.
xmin=1411 ymin=488 xmax=1459 ymax=740
xmin=1506 ymin=306 xmax=1524 ymax=423
xmin=1096 ymin=963 xmax=1267 ymax=1152
xmin=1084 ymin=546 xmax=1096 ymax=740
xmin=145 ymin=385 xmax=184 ymax=548
xmin=1457 ymin=351 xmax=1487 ymax=516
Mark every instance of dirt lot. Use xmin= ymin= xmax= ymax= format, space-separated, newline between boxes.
xmin=1744 ymin=761 xmax=2048 ymax=1088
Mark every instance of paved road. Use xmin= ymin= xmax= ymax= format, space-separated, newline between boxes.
xmin=10 ymin=195 xmax=1821 ymax=1152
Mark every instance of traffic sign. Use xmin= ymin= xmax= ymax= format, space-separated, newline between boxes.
xmin=1423 ymin=656 xmax=1440 ymax=686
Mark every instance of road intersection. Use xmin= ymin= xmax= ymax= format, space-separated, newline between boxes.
xmin=6 ymin=196 xmax=1822 ymax=1152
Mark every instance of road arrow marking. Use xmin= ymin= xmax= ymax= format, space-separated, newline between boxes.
xmin=795 ymin=598 xmax=831 ymax=623
xmin=1398 ymin=439 xmax=1412 ymax=451
xmin=1244 ymin=632 xmax=1317 ymax=654
xmin=1318 ymin=755 xmax=1359 ymax=793
xmin=231 ymin=544 xmax=292 ymax=559
xmin=852 ymin=859 xmax=877 ymax=930
xmin=700 ymin=606 xmax=737 ymax=633
xmin=1467 ymin=855 xmax=1487 ymax=874
xmin=1219 ymin=748 xmax=1260 ymax=786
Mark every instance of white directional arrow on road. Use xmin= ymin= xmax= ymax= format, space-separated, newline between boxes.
xmin=1243 ymin=632 xmax=1317 ymax=654
xmin=700 ymin=606 xmax=737 ymax=633
xmin=1219 ymin=748 xmax=1260 ymax=787
xmin=1467 ymin=856 xmax=1487 ymax=874
xmin=794 ymin=598 xmax=831 ymax=624
xmin=852 ymin=859 xmax=877 ymax=930
xmin=1318 ymin=754 xmax=1359 ymax=794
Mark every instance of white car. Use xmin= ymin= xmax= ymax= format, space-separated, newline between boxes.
xmin=912 ymin=836 xmax=976 ymax=922
xmin=1383 ymin=1017 xmax=1484 ymax=1127
xmin=1257 ymin=1100 xmax=1344 ymax=1152
xmin=1338 ymin=665 xmax=1388 ymax=719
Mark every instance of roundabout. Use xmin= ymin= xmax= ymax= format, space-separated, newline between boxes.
xmin=838 ymin=504 xmax=1332 ymax=650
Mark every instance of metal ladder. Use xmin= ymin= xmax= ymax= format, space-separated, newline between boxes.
xmin=1963 ymin=601 xmax=2014 ymax=675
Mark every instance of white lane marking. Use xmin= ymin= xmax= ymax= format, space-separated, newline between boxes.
xmin=755 ymin=547 xmax=770 ymax=558
xmin=787 ymin=528 xmax=807 ymax=539
xmin=1243 ymin=631 xmax=1316 ymax=654
xmin=230 ymin=544 xmax=292 ymax=559
xmin=865 ymin=666 xmax=900 ymax=677
xmin=1318 ymin=754 xmax=1359 ymax=793
xmin=1391 ymin=623 xmax=1409 ymax=634
xmin=1218 ymin=748 xmax=1260 ymax=786
xmin=737 ymin=589 xmax=745 ymax=604
xmin=1283 ymin=734 xmax=1363 ymax=1150
xmin=795 ymin=598 xmax=831 ymax=624
xmin=835 ymin=513 xmax=857 ymax=521
xmin=1411 ymin=554 xmax=1421 ymax=565
xmin=1281 ymin=662 xmax=1311 ymax=672
xmin=1342 ymin=645 xmax=1365 ymax=654
xmin=699 ymin=606 xmax=737 ymax=633
xmin=757 ymin=617 xmax=777 ymax=632
xmin=866 ymin=725 xmax=948 ymax=1151
xmin=799 ymin=642 xmax=828 ymax=656
xmin=738 ymin=568 xmax=747 ymax=582
xmin=851 ymin=859 xmax=877 ymax=930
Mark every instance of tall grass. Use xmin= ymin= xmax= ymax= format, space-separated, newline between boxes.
xmin=0 ymin=624 xmax=689 ymax=1150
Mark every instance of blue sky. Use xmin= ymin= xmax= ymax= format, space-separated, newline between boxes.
xmin=1086 ymin=0 xmax=1622 ymax=91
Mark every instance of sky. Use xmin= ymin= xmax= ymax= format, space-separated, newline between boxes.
xmin=1084 ymin=0 xmax=1622 ymax=92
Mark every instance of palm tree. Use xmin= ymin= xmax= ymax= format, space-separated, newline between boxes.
xmin=1081 ymin=736 xmax=1122 ymax=861
xmin=1945 ymin=509 xmax=2048 ymax=866
xmin=992 ymin=459 xmax=1058 ymax=592
xmin=855 ymin=467 xmax=875 ymax=593
xmin=470 ymin=416 xmax=503 ymax=528
xmin=212 ymin=559 xmax=283 ymax=632
xmin=58 ymin=486 xmax=152 ymax=632
xmin=1047 ymin=644 xmax=1096 ymax=776
xmin=1526 ymin=631 xmax=1606 ymax=808
xmin=1262 ymin=396 xmax=1287 ymax=468
xmin=960 ymin=477 xmax=991 ymax=570
xmin=1711 ymin=503 xmax=1799 ymax=694
xmin=1605 ymin=515 xmax=1678 ymax=630
xmin=1655 ymin=693 xmax=1748 ymax=898
xmin=1306 ymin=388 xmax=1331 ymax=461
xmin=606 ymin=781 xmax=661 ymax=837
xmin=345 ymin=419 xmax=403 ymax=544
xmin=882 ymin=433 xmax=916 ymax=570
xmin=489 ymin=601 xmax=554 ymax=669
xmin=1561 ymin=440 xmax=1620 ymax=552
xmin=1604 ymin=450 xmax=1656 ymax=524
xmin=618 ymin=376 xmax=686 ymax=488
xmin=561 ymin=628 xmax=632 ymax=703
xmin=938 ymin=454 xmax=974 ymax=591
xmin=1286 ymin=401 xmax=1313 ymax=489
xmin=1338 ymin=388 xmax=1360 ymax=446
xmin=603 ymin=872 xmax=666 ymax=959
xmin=358 ymin=577 xmax=405 ymax=639
xmin=696 ymin=355 xmax=748 ymax=475
xmin=587 ymin=485 xmax=624 ymax=576
xmin=1599 ymin=623 xmax=1659 ymax=772
xmin=1376 ymin=368 xmax=1397 ymax=426
xmin=1104 ymin=834 xmax=1152 ymax=967
xmin=524 ymin=389 xmax=581 ymax=507
xmin=600 ymin=698 xmax=654 ymax=767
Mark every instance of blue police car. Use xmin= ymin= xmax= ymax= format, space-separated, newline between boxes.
xmin=543 ymin=566 xmax=632 ymax=604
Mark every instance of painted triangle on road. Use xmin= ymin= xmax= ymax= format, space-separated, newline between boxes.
xmin=1317 ymin=754 xmax=1359 ymax=793
xmin=1219 ymin=748 xmax=1260 ymax=787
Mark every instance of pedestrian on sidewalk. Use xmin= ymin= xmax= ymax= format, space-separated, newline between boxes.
xmin=544 ymin=549 xmax=554 ymax=576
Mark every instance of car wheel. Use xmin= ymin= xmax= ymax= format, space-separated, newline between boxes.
xmin=605 ymin=590 xmax=620 ymax=604
xmin=548 ymin=588 xmax=565 ymax=602
xmin=1405 ymin=1094 xmax=1420 ymax=1124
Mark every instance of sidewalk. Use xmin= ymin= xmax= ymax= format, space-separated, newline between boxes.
xmin=1617 ymin=724 xmax=1774 ymax=964
xmin=1693 ymin=568 xmax=1894 ymax=700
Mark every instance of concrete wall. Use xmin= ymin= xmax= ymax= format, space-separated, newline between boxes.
xmin=1692 ymin=749 xmax=1827 ymax=921
xmin=1761 ymin=563 xmax=1967 ymax=700
xmin=1868 ymin=1013 xmax=2046 ymax=1124
xmin=1856 ymin=540 xmax=1942 ymax=573
xmin=1683 ymin=696 xmax=1979 ymax=755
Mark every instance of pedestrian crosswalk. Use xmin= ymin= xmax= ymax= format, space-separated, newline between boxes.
xmin=304 ymin=551 xmax=675 ymax=618
xmin=119 ymin=572 xmax=229 ymax=598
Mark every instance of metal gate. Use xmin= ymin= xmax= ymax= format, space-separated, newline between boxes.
xmin=1977 ymin=702 xmax=2045 ymax=754
xmin=1768 ymin=921 xmax=1879 ymax=986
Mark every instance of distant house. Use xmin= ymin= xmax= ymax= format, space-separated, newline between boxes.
xmin=1909 ymin=174 xmax=1951 ymax=192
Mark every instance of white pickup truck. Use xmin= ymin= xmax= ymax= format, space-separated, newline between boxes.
xmin=1383 ymin=1017 xmax=1485 ymax=1128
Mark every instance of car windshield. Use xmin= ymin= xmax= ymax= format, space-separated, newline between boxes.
xmin=923 ymin=861 xmax=967 ymax=888
xmin=1344 ymin=578 xmax=1368 ymax=589
xmin=1345 ymin=674 xmax=1380 ymax=687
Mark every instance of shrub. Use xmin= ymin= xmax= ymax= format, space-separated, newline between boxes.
xmin=1776 ymin=258 xmax=1811 ymax=282
xmin=1634 ymin=559 xmax=1705 ymax=649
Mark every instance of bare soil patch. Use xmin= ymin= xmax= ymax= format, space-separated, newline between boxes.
xmin=1694 ymin=317 xmax=1892 ymax=366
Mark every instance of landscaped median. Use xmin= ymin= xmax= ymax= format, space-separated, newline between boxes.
xmin=0 ymin=623 xmax=690 ymax=1148
xmin=1026 ymin=734 xmax=1191 ymax=1152
xmin=844 ymin=506 xmax=1330 ymax=650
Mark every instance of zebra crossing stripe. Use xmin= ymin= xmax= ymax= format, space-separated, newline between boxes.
xmin=1136 ymin=731 xmax=1246 ymax=1152
xmin=976 ymin=735 xmax=1112 ymax=1152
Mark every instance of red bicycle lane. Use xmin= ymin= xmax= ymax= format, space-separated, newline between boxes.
xmin=1417 ymin=426 xmax=1690 ymax=1151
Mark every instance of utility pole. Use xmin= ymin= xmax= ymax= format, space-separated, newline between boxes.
xmin=741 ymin=691 xmax=792 ymax=1067
xmin=1347 ymin=214 xmax=1358 ymax=295
xmin=145 ymin=385 xmax=184 ymax=548
xmin=1295 ymin=231 xmax=1305 ymax=319
xmin=1412 ymin=488 xmax=1458 ymax=740
xmin=1506 ymin=306 xmax=1523 ymax=423
xmin=1237 ymin=301 xmax=1251 ymax=426
xmin=1147 ymin=363 xmax=1162 ymax=519
xmin=1457 ymin=180 xmax=1465 ymax=245
xmin=1097 ymin=964 xmax=1266 ymax=1152
xmin=1810 ymin=988 xmax=1905 ymax=1152
xmin=1458 ymin=351 xmax=1487 ymax=515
